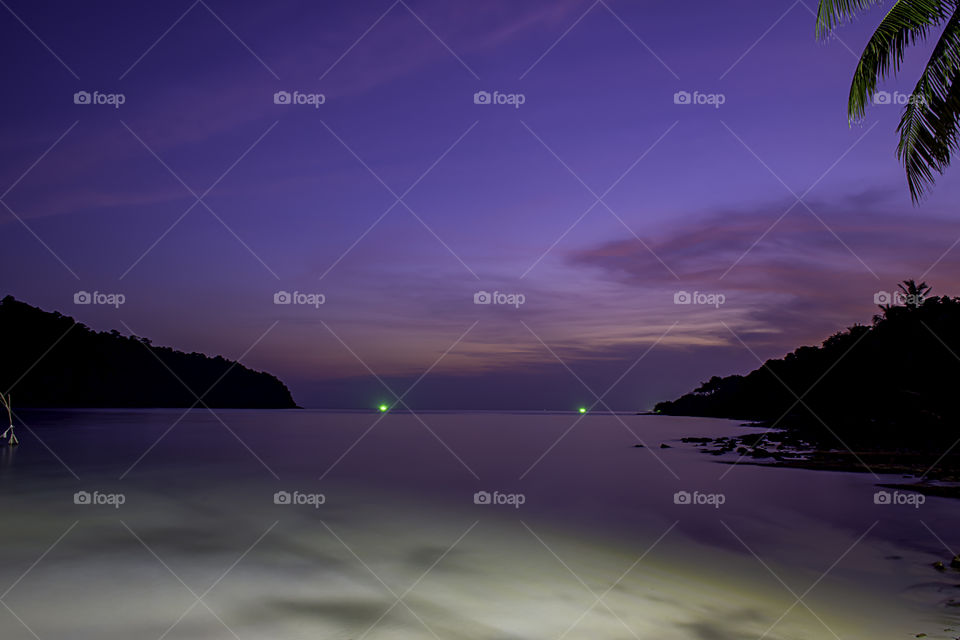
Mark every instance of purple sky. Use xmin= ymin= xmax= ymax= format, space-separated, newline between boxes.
xmin=2 ymin=0 xmax=959 ymax=409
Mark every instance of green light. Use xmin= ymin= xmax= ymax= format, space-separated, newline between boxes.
xmin=579 ymin=407 xmax=587 ymax=414
xmin=379 ymin=404 xmax=389 ymax=412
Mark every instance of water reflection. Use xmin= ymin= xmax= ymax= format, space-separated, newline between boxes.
xmin=1 ymin=441 xmax=16 ymax=472
xmin=0 ymin=410 xmax=956 ymax=639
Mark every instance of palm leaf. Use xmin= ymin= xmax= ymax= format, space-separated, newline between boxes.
xmin=847 ymin=0 xmax=954 ymax=122
xmin=816 ymin=0 xmax=886 ymax=39
xmin=897 ymin=7 xmax=960 ymax=200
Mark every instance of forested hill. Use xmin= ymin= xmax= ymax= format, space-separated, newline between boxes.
xmin=0 ymin=296 xmax=297 ymax=408
xmin=654 ymin=281 xmax=959 ymax=448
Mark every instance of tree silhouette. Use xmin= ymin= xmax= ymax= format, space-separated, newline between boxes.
xmin=657 ymin=280 xmax=960 ymax=449
xmin=899 ymin=278 xmax=931 ymax=309
xmin=0 ymin=296 xmax=298 ymax=408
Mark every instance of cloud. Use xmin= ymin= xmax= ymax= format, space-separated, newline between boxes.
xmin=565 ymin=188 xmax=960 ymax=351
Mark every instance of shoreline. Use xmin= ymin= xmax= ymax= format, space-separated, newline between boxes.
xmin=676 ymin=425 xmax=960 ymax=499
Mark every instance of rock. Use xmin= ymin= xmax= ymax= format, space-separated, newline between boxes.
xmin=632 ymin=444 xmax=644 ymax=448
xmin=659 ymin=443 xmax=671 ymax=449
xmin=934 ymin=561 xmax=946 ymax=572
xmin=951 ymin=555 xmax=960 ymax=569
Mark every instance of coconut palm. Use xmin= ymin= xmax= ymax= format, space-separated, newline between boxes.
xmin=876 ymin=279 xmax=932 ymax=319
xmin=898 ymin=278 xmax=931 ymax=308
xmin=816 ymin=0 xmax=960 ymax=202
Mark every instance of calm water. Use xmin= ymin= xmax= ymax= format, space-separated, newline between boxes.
xmin=0 ymin=409 xmax=957 ymax=639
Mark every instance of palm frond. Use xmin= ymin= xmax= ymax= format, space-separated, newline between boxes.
xmin=897 ymin=7 xmax=960 ymax=200
xmin=816 ymin=0 xmax=886 ymax=39
xmin=848 ymin=0 xmax=953 ymax=122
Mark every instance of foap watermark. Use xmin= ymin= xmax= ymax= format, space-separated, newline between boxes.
xmin=473 ymin=290 xmax=525 ymax=308
xmin=674 ymin=290 xmax=725 ymax=308
xmin=873 ymin=489 xmax=925 ymax=509
xmin=872 ymin=91 xmax=926 ymax=106
xmin=674 ymin=490 xmax=726 ymax=508
xmin=273 ymin=490 xmax=326 ymax=508
xmin=274 ymin=290 xmax=325 ymax=308
xmin=473 ymin=90 xmax=526 ymax=109
xmin=73 ymin=90 xmax=126 ymax=109
xmin=873 ymin=290 xmax=925 ymax=306
xmin=673 ymin=90 xmax=725 ymax=109
xmin=273 ymin=90 xmax=326 ymax=109
xmin=473 ymin=490 xmax=526 ymax=509
xmin=74 ymin=490 xmax=126 ymax=509
xmin=74 ymin=290 xmax=125 ymax=308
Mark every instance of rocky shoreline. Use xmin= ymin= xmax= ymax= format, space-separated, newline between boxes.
xmin=680 ymin=426 xmax=960 ymax=499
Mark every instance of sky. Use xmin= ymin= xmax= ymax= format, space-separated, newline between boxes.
xmin=2 ymin=0 xmax=960 ymax=409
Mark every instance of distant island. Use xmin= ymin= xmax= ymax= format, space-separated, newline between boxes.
xmin=655 ymin=281 xmax=960 ymax=484
xmin=0 ymin=296 xmax=297 ymax=408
